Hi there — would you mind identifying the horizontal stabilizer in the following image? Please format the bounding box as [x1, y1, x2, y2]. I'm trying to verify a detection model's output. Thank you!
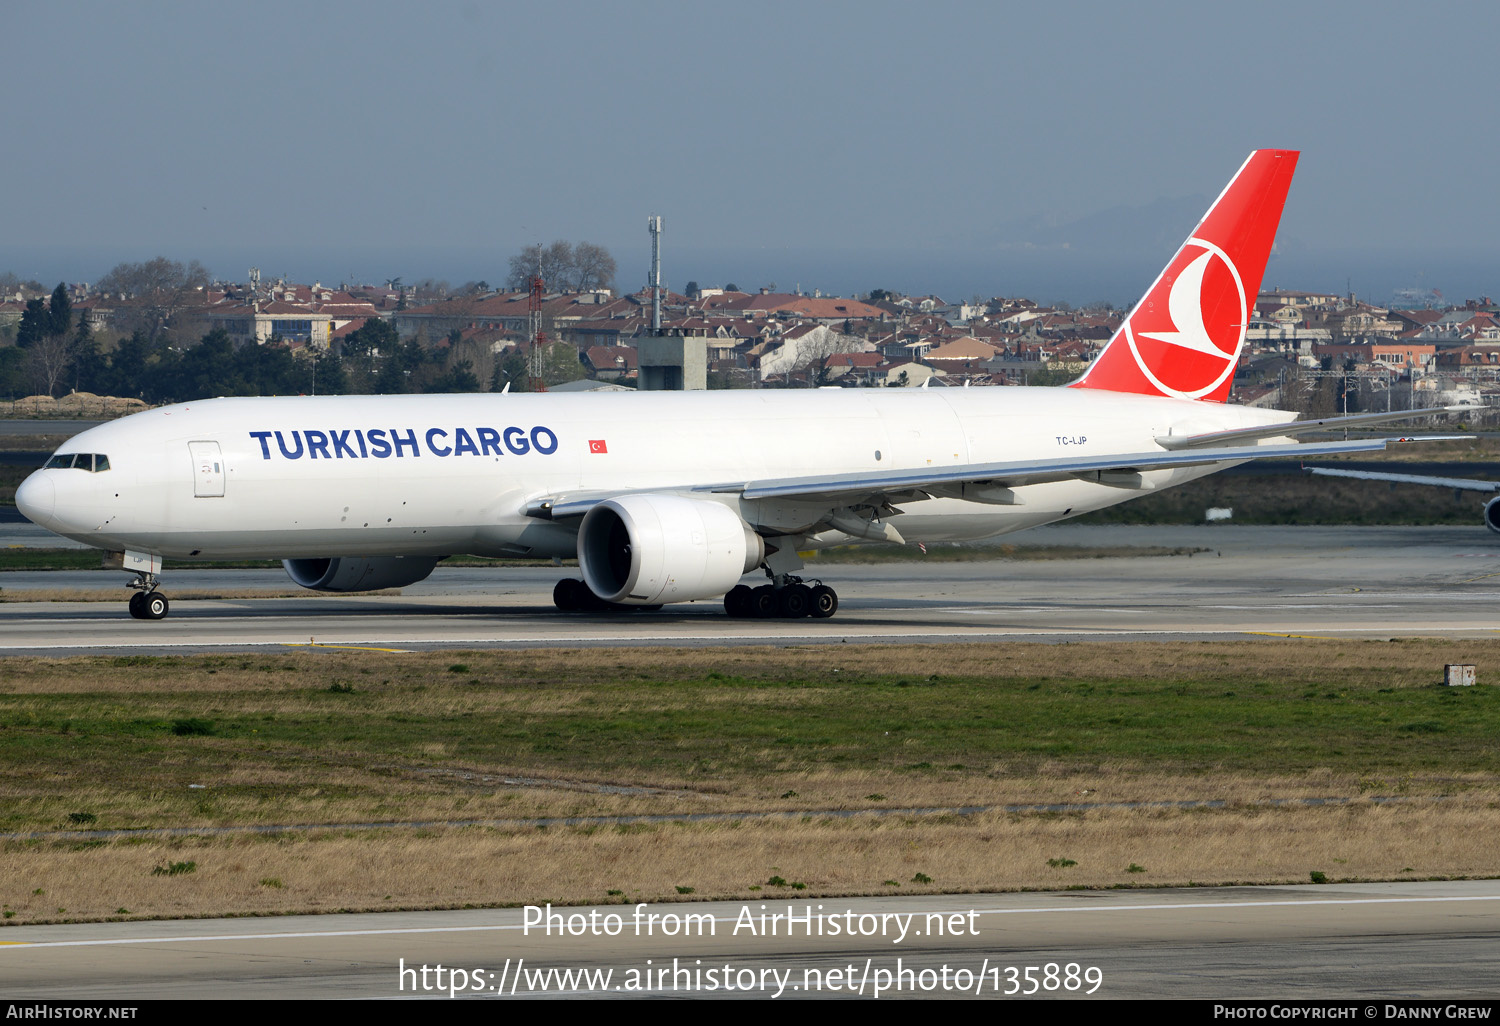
[1157, 406, 1479, 450]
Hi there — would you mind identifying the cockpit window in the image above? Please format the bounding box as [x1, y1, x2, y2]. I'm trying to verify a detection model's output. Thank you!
[44, 453, 110, 472]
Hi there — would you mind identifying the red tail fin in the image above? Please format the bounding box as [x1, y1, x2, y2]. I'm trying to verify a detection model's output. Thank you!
[1071, 149, 1299, 403]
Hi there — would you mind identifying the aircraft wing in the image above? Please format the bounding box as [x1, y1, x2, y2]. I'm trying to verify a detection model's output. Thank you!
[1305, 466, 1500, 493]
[1155, 405, 1477, 450]
[725, 436, 1468, 505]
[533, 435, 1468, 519]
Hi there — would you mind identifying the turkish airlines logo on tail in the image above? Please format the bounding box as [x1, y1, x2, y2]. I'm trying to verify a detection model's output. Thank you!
[1122, 237, 1246, 400]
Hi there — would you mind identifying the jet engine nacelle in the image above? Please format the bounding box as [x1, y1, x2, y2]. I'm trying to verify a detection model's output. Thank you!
[577, 493, 765, 605]
[283, 556, 441, 592]
[1485, 496, 1500, 535]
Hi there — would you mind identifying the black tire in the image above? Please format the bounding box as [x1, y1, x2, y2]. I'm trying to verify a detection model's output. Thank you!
[553, 578, 583, 611]
[143, 592, 169, 620]
[751, 585, 779, 618]
[809, 585, 838, 618]
[724, 585, 753, 618]
[127, 592, 147, 619]
[778, 583, 812, 618]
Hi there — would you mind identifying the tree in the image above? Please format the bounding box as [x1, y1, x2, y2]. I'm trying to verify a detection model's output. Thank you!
[494, 348, 530, 392]
[100, 331, 159, 399]
[168, 329, 243, 400]
[507, 241, 573, 291]
[541, 341, 586, 386]
[313, 350, 350, 396]
[25, 330, 74, 396]
[69, 316, 103, 394]
[1024, 366, 1077, 387]
[0, 346, 26, 397]
[339, 318, 399, 358]
[505, 240, 616, 292]
[15, 299, 47, 348]
[570, 242, 616, 292]
[48, 283, 72, 339]
[375, 336, 428, 394]
[95, 257, 212, 340]
[14, 284, 80, 396]
[425, 358, 482, 393]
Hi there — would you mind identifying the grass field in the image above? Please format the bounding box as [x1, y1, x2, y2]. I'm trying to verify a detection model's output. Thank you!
[1, 640, 1497, 923]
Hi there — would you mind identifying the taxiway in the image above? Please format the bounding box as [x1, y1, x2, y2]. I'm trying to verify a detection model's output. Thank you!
[1, 525, 1496, 654]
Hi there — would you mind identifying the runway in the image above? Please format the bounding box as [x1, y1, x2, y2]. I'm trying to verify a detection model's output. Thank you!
[2, 881, 1497, 999]
[2, 525, 1498, 654]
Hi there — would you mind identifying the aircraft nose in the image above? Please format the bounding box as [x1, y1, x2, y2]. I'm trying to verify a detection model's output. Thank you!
[15, 473, 55, 526]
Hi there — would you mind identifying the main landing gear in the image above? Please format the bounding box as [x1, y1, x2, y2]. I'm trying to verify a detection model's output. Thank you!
[126, 571, 170, 620]
[723, 577, 838, 619]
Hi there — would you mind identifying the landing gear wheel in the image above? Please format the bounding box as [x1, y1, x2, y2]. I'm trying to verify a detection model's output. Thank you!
[778, 583, 812, 618]
[809, 584, 838, 618]
[127, 592, 147, 619]
[750, 585, 779, 618]
[142, 592, 169, 620]
[553, 577, 586, 611]
[724, 585, 753, 618]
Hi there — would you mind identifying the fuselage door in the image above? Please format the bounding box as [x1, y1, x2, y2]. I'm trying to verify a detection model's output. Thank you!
[189, 440, 226, 497]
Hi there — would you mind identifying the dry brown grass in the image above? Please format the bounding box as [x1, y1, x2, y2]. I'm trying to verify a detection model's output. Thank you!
[3, 638, 1495, 693]
[3, 800, 1496, 923]
[12, 765, 1486, 841]
[0, 435, 73, 453]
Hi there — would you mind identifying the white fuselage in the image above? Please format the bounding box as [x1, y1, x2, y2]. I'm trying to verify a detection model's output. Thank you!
[19, 387, 1294, 561]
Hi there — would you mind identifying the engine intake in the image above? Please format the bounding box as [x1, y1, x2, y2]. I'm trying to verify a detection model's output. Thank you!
[1485, 496, 1500, 535]
[578, 494, 764, 605]
[283, 556, 441, 592]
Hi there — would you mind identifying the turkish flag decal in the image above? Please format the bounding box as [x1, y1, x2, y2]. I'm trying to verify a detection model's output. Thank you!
[589, 439, 608, 454]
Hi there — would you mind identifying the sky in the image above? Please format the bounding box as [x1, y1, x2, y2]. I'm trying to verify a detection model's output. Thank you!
[5, 0, 1499, 305]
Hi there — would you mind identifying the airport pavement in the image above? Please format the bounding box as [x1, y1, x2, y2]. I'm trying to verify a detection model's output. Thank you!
[0, 419, 103, 435]
[1, 881, 1496, 999]
[0, 525, 1497, 653]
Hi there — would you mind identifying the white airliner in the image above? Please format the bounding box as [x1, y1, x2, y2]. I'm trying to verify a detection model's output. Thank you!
[14, 149, 1467, 620]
